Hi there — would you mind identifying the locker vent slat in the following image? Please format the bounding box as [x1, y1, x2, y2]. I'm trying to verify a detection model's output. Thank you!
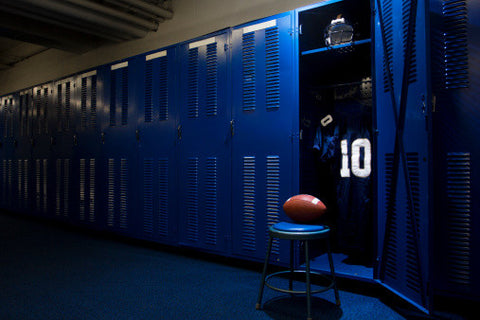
[158, 56, 169, 121]
[158, 158, 169, 237]
[242, 32, 256, 111]
[442, 0, 469, 89]
[80, 159, 86, 220]
[120, 158, 128, 229]
[188, 48, 199, 118]
[145, 60, 153, 123]
[405, 153, 421, 293]
[107, 158, 115, 227]
[23, 160, 28, 204]
[265, 27, 280, 110]
[446, 152, 471, 285]
[206, 42, 218, 116]
[121, 68, 128, 125]
[65, 82, 71, 131]
[89, 159, 95, 223]
[187, 157, 199, 241]
[384, 153, 398, 279]
[242, 156, 256, 251]
[143, 158, 154, 233]
[90, 76, 97, 128]
[205, 157, 217, 245]
[402, 0, 417, 84]
[81, 78, 88, 128]
[17, 159, 23, 205]
[266, 156, 280, 255]
[382, 0, 394, 92]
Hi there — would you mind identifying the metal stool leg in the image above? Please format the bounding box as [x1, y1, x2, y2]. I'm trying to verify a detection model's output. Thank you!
[326, 237, 340, 306]
[305, 240, 312, 320]
[256, 235, 273, 310]
[289, 239, 294, 292]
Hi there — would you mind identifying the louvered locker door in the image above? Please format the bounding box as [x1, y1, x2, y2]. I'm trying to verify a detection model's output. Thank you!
[31, 84, 53, 217]
[374, 0, 432, 312]
[136, 47, 178, 244]
[429, 0, 479, 300]
[72, 70, 101, 227]
[52, 78, 75, 222]
[177, 32, 231, 254]
[100, 59, 139, 236]
[0, 94, 18, 211]
[231, 13, 297, 264]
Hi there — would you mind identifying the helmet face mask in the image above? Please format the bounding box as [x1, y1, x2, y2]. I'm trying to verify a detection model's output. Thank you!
[324, 16, 354, 47]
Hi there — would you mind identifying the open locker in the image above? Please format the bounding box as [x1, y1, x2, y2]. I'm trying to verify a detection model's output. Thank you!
[297, 0, 374, 280]
[297, 0, 432, 313]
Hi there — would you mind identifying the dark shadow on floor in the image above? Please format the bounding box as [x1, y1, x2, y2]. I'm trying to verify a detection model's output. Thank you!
[262, 295, 342, 320]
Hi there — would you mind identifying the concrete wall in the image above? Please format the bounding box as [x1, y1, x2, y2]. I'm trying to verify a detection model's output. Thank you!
[0, 0, 322, 96]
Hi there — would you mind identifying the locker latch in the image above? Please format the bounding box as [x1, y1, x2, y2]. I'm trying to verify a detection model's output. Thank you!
[135, 129, 140, 142]
[230, 119, 235, 137]
[177, 124, 182, 140]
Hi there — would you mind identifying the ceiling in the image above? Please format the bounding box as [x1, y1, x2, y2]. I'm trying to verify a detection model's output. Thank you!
[0, 0, 173, 71]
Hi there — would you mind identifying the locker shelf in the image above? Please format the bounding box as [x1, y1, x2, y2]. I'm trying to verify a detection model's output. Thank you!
[301, 38, 371, 56]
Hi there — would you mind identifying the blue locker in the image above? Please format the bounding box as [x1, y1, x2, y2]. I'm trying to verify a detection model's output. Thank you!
[31, 84, 53, 217]
[374, 0, 432, 312]
[100, 58, 140, 236]
[72, 70, 101, 228]
[51, 78, 75, 221]
[177, 31, 232, 254]
[230, 13, 297, 264]
[430, 0, 480, 302]
[0, 94, 18, 211]
[136, 47, 178, 244]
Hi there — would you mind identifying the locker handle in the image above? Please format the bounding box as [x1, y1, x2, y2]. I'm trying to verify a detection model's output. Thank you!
[73, 134, 78, 146]
[230, 119, 235, 137]
[177, 124, 182, 140]
[101, 132, 106, 144]
[135, 129, 140, 142]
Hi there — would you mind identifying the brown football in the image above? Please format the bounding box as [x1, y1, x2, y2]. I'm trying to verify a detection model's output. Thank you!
[282, 194, 327, 223]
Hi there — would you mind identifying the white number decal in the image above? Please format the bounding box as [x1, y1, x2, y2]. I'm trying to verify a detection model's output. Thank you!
[340, 138, 371, 178]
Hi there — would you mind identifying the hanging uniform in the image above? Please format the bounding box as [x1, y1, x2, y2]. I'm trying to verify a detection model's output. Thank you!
[332, 98, 372, 261]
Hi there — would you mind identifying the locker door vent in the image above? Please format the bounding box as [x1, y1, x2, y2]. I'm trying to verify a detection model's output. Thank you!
[119, 158, 128, 229]
[188, 48, 199, 118]
[242, 32, 256, 112]
[405, 153, 421, 293]
[35, 159, 48, 213]
[20, 94, 26, 136]
[187, 157, 199, 242]
[89, 159, 95, 223]
[35, 89, 41, 135]
[107, 158, 115, 227]
[91, 76, 97, 129]
[383, 153, 398, 280]
[23, 160, 29, 204]
[266, 156, 280, 255]
[56, 159, 69, 217]
[382, 0, 394, 93]
[80, 159, 86, 220]
[442, 0, 469, 90]
[81, 78, 88, 128]
[158, 159, 169, 237]
[206, 42, 218, 117]
[265, 27, 280, 110]
[143, 158, 154, 233]
[17, 159, 23, 206]
[205, 157, 218, 245]
[446, 152, 471, 285]
[145, 60, 154, 123]
[121, 68, 129, 126]
[65, 82, 71, 131]
[242, 156, 256, 251]
[158, 56, 169, 121]
[64, 159, 69, 217]
[402, 0, 417, 84]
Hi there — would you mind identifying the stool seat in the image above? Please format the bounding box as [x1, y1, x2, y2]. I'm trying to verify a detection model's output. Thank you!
[272, 221, 329, 233]
[256, 221, 340, 320]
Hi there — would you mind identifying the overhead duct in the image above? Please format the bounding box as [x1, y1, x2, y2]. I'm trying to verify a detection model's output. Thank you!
[113, 0, 174, 20]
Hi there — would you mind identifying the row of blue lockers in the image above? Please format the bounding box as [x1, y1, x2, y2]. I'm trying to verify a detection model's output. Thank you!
[0, 11, 298, 265]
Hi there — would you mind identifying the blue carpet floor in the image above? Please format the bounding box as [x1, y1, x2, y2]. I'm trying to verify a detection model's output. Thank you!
[0, 212, 457, 319]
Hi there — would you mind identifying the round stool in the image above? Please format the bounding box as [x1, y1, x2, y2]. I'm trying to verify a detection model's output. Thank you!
[255, 222, 340, 320]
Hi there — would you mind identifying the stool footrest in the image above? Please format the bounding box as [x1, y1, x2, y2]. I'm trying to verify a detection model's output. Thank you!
[265, 270, 335, 295]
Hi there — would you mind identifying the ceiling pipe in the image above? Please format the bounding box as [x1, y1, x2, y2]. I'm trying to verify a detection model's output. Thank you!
[103, 0, 165, 22]
[11, 0, 149, 38]
[0, 3, 130, 43]
[64, 0, 159, 31]
[114, 0, 173, 19]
